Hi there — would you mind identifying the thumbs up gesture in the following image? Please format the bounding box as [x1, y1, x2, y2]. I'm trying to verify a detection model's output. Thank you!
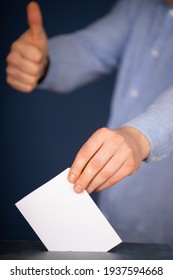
[6, 2, 48, 92]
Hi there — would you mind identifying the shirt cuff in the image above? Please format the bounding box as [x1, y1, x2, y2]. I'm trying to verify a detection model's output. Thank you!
[124, 113, 171, 163]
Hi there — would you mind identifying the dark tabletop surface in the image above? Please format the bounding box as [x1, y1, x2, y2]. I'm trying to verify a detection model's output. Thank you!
[0, 240, 173, 260]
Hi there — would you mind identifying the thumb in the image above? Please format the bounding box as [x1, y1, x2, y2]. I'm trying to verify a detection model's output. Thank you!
[27, 1, 44, 40]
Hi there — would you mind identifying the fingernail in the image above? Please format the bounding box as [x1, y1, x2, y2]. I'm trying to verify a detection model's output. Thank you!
[68, 173, 76, 183]
[74, 184, 83, 193]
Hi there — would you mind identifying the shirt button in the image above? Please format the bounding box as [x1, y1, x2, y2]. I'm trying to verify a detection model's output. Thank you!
[169, 9, 173, 17]
[130, 89, 139, 98]
[152, 156, 157, 161]
[151, 49, 159, 57]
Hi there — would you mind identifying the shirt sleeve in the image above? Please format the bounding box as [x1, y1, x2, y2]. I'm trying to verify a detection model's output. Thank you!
[125, 87, 173, 162]
[39, 0, 138, 93]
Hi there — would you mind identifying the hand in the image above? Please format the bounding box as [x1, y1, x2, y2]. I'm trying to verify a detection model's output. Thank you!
[68, 126, 151, 193]
[6, 2, 48, 93]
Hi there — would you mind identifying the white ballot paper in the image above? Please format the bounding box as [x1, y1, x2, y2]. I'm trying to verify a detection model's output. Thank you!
[15, 168, 122, 252]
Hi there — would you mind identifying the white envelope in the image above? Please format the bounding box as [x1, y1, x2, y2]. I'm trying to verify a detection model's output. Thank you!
[15, 168, 122, 252]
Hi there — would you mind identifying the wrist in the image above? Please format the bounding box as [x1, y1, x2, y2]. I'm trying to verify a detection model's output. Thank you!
[119, 126, 151, 161]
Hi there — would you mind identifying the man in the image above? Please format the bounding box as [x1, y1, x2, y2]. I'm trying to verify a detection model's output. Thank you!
[6, 0, 173, 246]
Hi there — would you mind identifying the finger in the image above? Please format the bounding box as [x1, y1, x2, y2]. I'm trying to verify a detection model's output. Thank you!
[86, 150, 128, 193]
[11, 40, 43, 63]
[6, 65, 37, 87]
[6, 76, 34, 93]
[7, 51, 40, 76]
[73, 142, 117, 193]
[68, 129, 104, 184]
[95, 163, 131, 192]
[27, 1, 43, 40]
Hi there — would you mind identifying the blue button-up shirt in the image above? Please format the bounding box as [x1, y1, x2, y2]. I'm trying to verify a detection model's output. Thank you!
[40, 0, 173, 246]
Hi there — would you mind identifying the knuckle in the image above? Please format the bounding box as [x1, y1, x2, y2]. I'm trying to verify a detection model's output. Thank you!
[99, 127, 108, 133]
[29, 80, 37, 89]
[90, 156, 102, 170]
[6, 65, 10, 75]
[6, 76, 12, 85]
[11, 40, 21, 52]
[6, 52, 19, 65]
[34, 50, 42, 63]
[31, 79, 37, 88]
[11, 41, 18, 50]
[109, 172, 123, 185]
[28, 74, 37, 86]
[96, 127, 108, 136]
[124, 145, 133, 157]
[31, 48, 42, 63]
[107, 176, 116, 186]
[100, 168, 112, 180]
[6, 65, 17, 77]
[126, 160, 136, 173]
[31, 64, 40, 76]
[80, 142, 90, 157]
[114, 133, 124, 144]
[6, 53, 12, 63]
[84, 165, 93, 177]
[26, 84, 34, 93]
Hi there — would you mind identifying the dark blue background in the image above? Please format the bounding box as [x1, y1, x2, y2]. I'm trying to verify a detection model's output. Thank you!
[0, 0, 116, 239]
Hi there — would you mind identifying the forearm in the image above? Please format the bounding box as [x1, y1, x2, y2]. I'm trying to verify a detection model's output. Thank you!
[39, 0, 136, 93]
[38, 33, 113, 93]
